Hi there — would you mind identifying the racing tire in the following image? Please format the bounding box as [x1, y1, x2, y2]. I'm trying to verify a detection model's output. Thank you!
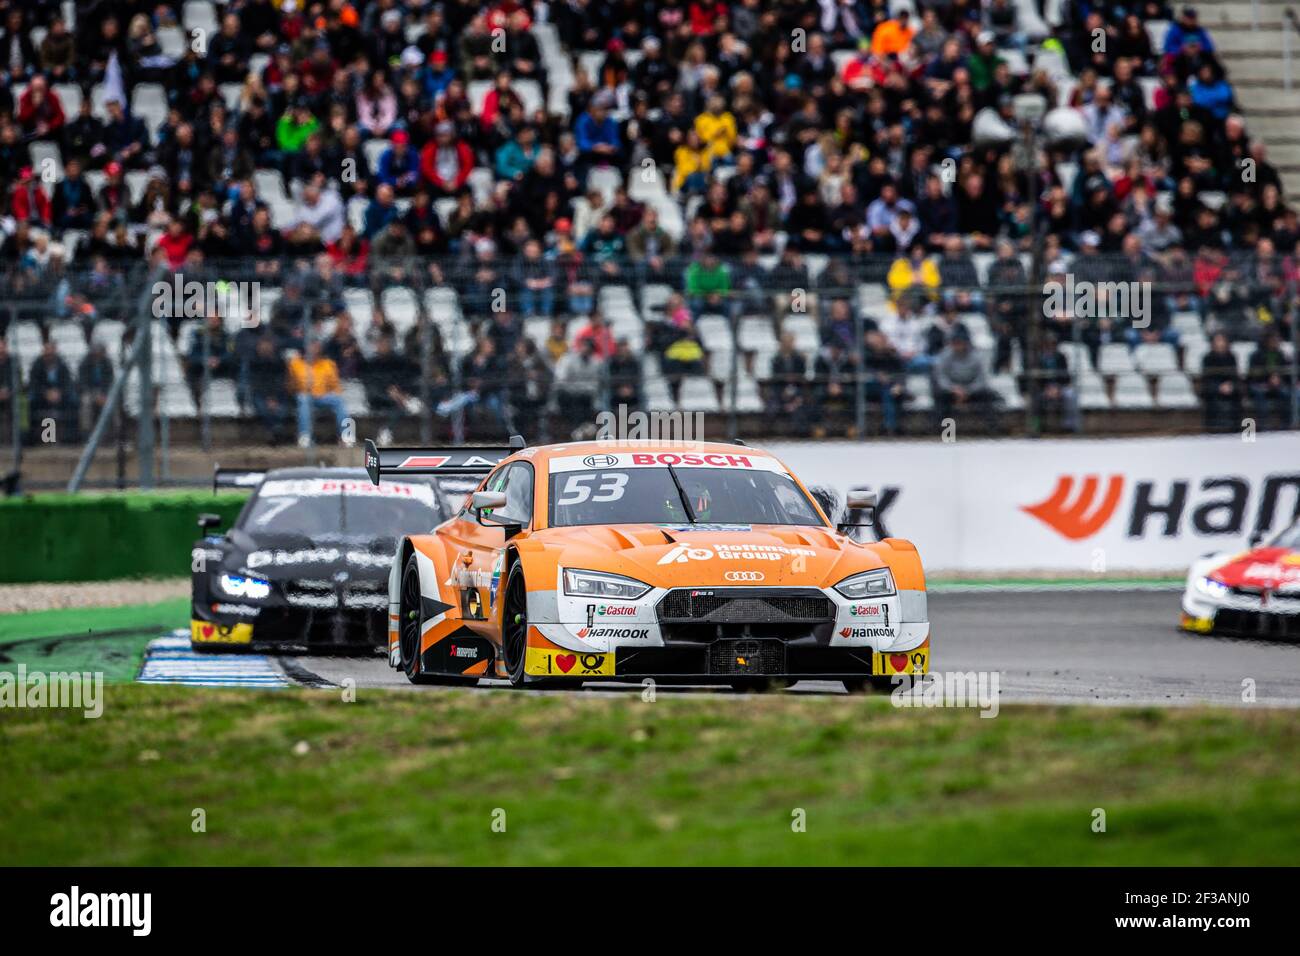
[842, 677, 899, 694]
[502, 562, 530, 687]
[399, 553, 479, 687]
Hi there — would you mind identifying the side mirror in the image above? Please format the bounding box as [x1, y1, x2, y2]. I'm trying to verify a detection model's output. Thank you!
[471, 491, 522, 538]
[846, 490, 877, 512]
[838, 489, 876, 534]
[197, 513, 222, 532]
[472, 490, 508, 512]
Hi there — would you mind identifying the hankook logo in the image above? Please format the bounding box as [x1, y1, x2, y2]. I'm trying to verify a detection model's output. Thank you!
[724, 570, 765, 581]
[583, 454, 620, 467]
[1020, 473, 1300, 541]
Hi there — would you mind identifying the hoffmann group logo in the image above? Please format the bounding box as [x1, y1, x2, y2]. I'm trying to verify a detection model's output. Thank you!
[1021, 472, 1300, 542]
[1021, 475, 1126, 540]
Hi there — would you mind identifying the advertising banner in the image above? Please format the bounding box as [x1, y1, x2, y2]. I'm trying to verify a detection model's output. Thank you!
[770, 434, 1300, 574]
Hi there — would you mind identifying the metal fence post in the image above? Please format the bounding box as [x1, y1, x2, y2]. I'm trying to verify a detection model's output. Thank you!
[138, 300, 155, 490]
[7, 307, 21, 474]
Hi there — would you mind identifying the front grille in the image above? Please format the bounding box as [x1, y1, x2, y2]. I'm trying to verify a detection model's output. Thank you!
[657, 588, 832, 624]
[709, 639, 786, 675]
[1215, 609, 1300, 639]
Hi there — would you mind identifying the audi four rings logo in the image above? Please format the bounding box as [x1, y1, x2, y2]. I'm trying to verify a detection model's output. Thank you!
[583, 454, 620, 467]
[724, 570, 765, 582]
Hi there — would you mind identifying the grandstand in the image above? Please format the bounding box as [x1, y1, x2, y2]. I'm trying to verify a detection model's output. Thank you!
[0, 0, 1297, 487]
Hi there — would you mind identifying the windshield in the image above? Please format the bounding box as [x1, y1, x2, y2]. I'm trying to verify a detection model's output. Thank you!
[242, 478, 441, 537]
[548, 466, 824, 528]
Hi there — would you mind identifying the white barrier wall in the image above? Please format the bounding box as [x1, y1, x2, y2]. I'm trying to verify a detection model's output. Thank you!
[770, 433, 1300, 574]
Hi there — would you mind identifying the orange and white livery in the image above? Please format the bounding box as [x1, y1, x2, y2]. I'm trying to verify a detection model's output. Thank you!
[366, 437, 931, 691]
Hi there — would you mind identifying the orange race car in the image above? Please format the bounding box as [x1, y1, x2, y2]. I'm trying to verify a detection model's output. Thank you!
[365, 437, 931, 692]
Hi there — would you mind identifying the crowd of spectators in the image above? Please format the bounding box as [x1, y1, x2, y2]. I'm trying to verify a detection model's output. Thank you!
[0, 0, 1296, 444]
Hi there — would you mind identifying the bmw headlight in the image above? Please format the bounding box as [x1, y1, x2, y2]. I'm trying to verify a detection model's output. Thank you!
[563, 569, 651, 600]
[834, 568, 896, 599]
[1195, 575, 1230, 599]
[219, 573, 272, 600]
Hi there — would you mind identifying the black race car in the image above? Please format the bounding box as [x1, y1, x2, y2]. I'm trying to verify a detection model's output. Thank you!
[190, 466, 460, 652]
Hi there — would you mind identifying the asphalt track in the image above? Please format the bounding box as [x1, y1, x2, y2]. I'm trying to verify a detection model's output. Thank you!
[273, 590, 1300, 707]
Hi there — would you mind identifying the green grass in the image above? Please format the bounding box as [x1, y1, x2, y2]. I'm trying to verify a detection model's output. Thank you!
[0, 598, 187, 646]
[2, 685, 1298, 865]
[0, 599, 186, 683]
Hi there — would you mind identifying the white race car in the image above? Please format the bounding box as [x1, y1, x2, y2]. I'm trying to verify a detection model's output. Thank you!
[1181, 518, 1300, 639]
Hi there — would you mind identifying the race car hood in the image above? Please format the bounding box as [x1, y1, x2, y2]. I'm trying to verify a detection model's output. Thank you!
[1207, 547, 1300, 592]
[532, 524, 879, 588]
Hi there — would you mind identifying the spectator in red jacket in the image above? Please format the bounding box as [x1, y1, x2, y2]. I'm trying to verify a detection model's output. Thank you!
[156, 218, 195, 270]
[420, 121, 474, 197]
[8, 167, 52, 226]
[17, 76, 65, 140]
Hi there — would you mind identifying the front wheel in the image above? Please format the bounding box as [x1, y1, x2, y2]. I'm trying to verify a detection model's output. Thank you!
[399, 553, 478, 687]
[502, 562, 530, 687]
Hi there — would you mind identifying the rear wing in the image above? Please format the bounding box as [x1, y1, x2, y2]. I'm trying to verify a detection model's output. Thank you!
[213, 466, 266, 494]
[363, 437, 525, 486]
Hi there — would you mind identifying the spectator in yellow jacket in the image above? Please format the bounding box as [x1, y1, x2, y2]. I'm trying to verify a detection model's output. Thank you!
[693, 95, 737, 161]
[288, 339, 352, 447]
[886, 243, 941, 302]
[672, 129, 713, 193]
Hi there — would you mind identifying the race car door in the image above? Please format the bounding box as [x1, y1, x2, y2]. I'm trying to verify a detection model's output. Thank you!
[443, 462, 534, 634]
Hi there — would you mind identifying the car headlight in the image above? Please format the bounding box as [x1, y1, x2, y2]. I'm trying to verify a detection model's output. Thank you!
[1194, 575, 1230, 599]
[834, 568, 896, 599]
[219, 573, 271, 600]
[563, 569, 651, 600]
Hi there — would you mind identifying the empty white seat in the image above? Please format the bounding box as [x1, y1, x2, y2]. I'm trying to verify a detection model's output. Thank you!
[783, 313, 820, 351]
[1059, 341, 1092, 371]
[678, 376, 721, 413]
[644, 375, 675, 412]
[157, 26, 187, 59]
[1097, 343, 1135, 375]
[28, 140, 62, 191]
[340, 379, 370, 416]
[1079, 374, 1111, 409]
[199, 379, 241, 418]
[131, 84, 168, 136]
[466, 80, 492, 115]
[363, 138, 391, 173]
[182, 0, 218, 36]
[467, 166, 495, 206]
[1171, 311, 1202, 336]
[1230, 342, 1254, 376]
[254, 168, 287, 204]
[737, 316, 778, 351]
[586, 165, 623, 204]
[695, 314, 734, 351]
[989, 373, 1025, 410]
[52, 83, 82, 117]
[380, 287, 419, 337]
[1113, 372, 1154, 409]
[218, 82, 243, 113]
[1155, 372, 1199, 409]
[1134, 342, 1178, 373]
[512, 78, 543, 115]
